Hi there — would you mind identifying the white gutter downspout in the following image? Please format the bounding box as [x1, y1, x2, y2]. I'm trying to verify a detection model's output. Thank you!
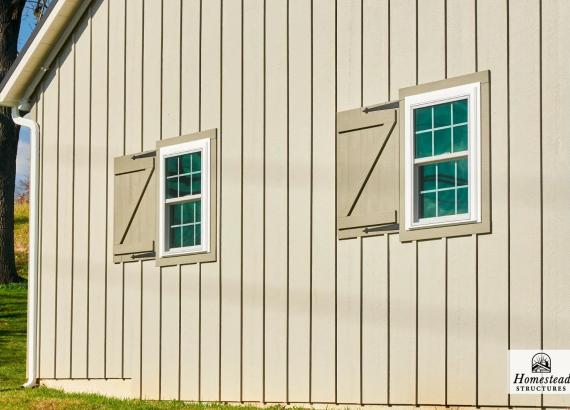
[12, 104, 40, 388]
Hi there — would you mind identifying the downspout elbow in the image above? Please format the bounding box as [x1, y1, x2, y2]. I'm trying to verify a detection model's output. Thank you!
[12, 105, 40, 389]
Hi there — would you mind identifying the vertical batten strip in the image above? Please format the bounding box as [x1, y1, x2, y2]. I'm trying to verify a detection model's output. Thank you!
[160, 0, 182, 402]
[386, 234, 390, 405]
[89, 0, 109, 380]
[444, 237, 448, 406]
[508, 1, 541, 406]
[360, 3, 390, 402]
[239, 0, 244, 402]
[220, 0, 244, 401]
[443, 1, 478, 406]
[506, 5, 512, 406]
[178, 0, 202, 400]
[158, 2, 164, 400]
[334, 4, 337, 401]
[416, 1, 447, 405]
[542, 2, 570, 407]
[415, 240, 419, 406]
[285, 0, 290, 401]
[85, 5, 92, 377]
[140, 0, 162, 398]
[288, 0, 311, 403]
[198, 0, 222, 401]
[40, 64, 58, 379]
[538, 2, 543, 405]
[264, 0, 288, 402]
[308, 0, 314, 401]
[103, 0, 110, 379]
[198, 263, 201, 401]
[122, 0, 144, 398]
[69, 35, 76, 377]
[475, 3, 479, 404]
[262, 0, 266, 401]
[241, 0, 264, 402]
[56, 36, 75, 380]
[476, 0, 509, 405]
[34, 98, 43, 380]
[310, 0, 336, 403]
[218, 1, 223, 401]
[106, 0, 126, 380]
[53, 55, 60, 379]
[69, 13, 90, 380]
[336, 1, 362, 403]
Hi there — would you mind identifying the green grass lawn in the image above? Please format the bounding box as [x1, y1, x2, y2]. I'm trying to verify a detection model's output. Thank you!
[0, 203, 295, 409]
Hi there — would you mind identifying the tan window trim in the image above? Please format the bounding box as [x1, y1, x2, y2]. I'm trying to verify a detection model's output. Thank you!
[155, 129, 218, 267]
[398, 70, 491, 242]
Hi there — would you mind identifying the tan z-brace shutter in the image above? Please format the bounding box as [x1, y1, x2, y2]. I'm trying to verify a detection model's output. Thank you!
[336, 106, 399, 239]
[113, 151, 156, 262]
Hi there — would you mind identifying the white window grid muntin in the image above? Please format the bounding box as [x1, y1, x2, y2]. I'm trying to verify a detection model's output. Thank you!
[415, 158, 469, 224]
[165, 153, 202, 199]
[159, 138, 210, 257]
[167, 201, 202, 249]
[404, 82, 481, 230]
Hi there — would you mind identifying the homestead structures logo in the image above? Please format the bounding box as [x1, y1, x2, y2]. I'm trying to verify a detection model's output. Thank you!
[509, 350, 570, 394]
[532, 352, 551, 373]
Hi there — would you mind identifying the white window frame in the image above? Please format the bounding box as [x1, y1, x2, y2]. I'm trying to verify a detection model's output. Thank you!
[404, 82, 481, 230]
[158, 138, 210, 257]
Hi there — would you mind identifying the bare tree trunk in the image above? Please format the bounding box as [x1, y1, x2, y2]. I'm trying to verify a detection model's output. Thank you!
[0, 0, 26, 284]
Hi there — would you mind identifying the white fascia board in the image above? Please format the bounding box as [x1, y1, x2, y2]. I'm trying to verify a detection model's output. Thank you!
[0, 0, 91, 107]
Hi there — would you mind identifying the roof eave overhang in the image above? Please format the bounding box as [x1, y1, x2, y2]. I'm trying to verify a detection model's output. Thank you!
[0, 0, 91, 107]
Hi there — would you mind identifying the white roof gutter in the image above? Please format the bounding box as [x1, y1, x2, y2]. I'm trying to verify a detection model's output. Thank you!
[0, 0, 91, 107]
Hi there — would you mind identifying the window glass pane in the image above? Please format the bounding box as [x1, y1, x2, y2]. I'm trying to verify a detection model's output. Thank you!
[182, 225, 195, 247]
[438, 189, 456, 216]
[179, 175, 191, 196]
[457, 158, 468, 186]
[182, 201, 201, 224]
[434, 102, 451, 128]
[453, 124, 468, 152]
[166, 157, 178, 177]
[457, 187, 469, 214]
[180, 154, 191, 174]
[420, 191, 436, 219]
[415, 131, 432, 158]
[182, 202, 191, 223]
[170, 227, 182, 248]
[195, 223, 202, 246]
[453, 99, 468, 123]
[191, 152, 201, 172]
[195, 201, 201, 223]
[166, 178, 178, 199]
[191, 174, 201, 195]
[434, 128, 451, 155]
[412, 96, 471, 222]
[419, 164, 436, 191]
[415, 107, 432, 131]
[438, 160, 455, 189]
[170, 203, 182, 225]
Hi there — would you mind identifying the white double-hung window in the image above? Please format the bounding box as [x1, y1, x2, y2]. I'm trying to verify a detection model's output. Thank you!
[404, 82, 481, 230]
[158, 138, 210, 257]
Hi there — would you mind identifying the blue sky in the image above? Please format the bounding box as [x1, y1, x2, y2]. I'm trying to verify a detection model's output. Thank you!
[15, 3, 42, 193]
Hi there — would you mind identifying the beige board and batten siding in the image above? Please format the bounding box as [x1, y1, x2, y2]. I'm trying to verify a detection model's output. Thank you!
[30, 0, 569, 407]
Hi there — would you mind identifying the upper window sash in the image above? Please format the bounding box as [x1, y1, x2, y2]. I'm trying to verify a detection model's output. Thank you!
[158, 138, 211, 257]
[404, 82, 481, 230]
